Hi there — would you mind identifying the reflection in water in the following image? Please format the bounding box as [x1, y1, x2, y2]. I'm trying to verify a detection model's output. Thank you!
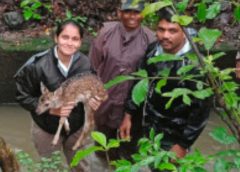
[0, 105, 239, 170]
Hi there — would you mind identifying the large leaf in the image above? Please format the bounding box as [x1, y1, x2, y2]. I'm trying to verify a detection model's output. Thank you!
[206, 2, 221, 19]
[198, 27, 222, 50]
[132, 79, 149, 106]
[141, 0, 172, 17]
[104, 75, 134, 89]
[209, 127, 237, 145]
[172, 15, 193, 26]
[91, 131, 107, 148]
[176, 0, 189, 13]
[71, 146, 102, 167]
[147, 54, 181, 64]
[196, 2, 207, 22]
[234, 5, 240, 22]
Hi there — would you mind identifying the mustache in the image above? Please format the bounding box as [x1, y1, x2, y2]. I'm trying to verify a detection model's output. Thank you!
[160, 39, 172, 44]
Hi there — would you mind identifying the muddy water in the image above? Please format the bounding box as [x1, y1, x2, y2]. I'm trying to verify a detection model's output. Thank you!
[0, 105, 239, 171]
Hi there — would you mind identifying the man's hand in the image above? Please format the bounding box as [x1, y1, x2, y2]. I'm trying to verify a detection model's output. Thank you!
[119, 113, 132, 139]
[89, 96, 102, 111]
[236, 60, 240, 79]
[49, 101, 75, 117]
[170, 144, 187, 159]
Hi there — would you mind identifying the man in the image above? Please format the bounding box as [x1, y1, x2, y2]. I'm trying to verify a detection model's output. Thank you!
[120, 8, 210, 168]
[89, 0, 155, 160]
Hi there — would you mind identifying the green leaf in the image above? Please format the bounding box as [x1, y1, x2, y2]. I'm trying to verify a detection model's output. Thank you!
[131, 69, 148, 77]
[159, 162, 177, 171]
[141, 0, 172, 17]
[104, 75, 135, 89]
[20, 0, 31, 7]
[147, 54, 181, 64]
[107, 139, 120, 149]
[212, 52, 226, 61]
[214, 158, 228, 172]
[23, 9, 33, 20]
[66, 10, 72, 19]
[183, 94, 191, 105]
[176, 0, 189, 13]
[158, 68, 171, 77]
[223, 92, 238, 109]
[33, 13, 41, 20]
[198, 27, 222, 50]
[192, 88, 213, 99]
[172, 15, 193, 26]
[196, 81, 204, 90]
[177, 65, 195, 75]
[132, 79, 149, 106]
[31, 1, 42, 10]
[209, 127, 237, 145]
[71, 146, 102, 167]
[149, 128, 155, 141]
[234, 5, 240, 22]
[91, 131, 107, 148]
[196, 2, 207, 22]
[206, 2, 221, 19]
[155, 79, 167, 93]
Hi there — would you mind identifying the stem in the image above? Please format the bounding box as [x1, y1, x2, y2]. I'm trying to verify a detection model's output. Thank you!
[105, 151, 111, 172]
[170, 3, 240, 143]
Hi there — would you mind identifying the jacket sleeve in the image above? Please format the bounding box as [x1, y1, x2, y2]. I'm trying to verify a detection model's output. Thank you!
[14, 64, 40, 113]
[89, 36, 104, 72]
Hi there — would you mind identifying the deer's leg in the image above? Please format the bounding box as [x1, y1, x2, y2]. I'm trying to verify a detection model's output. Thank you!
[52, 117, 66, 145]
[64, 118, 70, 134]
[72, 104, 94, 150]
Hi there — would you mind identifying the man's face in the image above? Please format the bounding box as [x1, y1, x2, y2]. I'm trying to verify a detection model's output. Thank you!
[118, 9, 143, 31]
[156, 19, 186, 54]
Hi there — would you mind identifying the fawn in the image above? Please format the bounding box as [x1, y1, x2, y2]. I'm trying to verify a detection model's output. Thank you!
[36, 73, 108, 150]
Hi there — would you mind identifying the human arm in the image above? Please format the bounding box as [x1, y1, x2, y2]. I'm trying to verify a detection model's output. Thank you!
[15, 64, 40, 113]
[88, 31, 105, 73]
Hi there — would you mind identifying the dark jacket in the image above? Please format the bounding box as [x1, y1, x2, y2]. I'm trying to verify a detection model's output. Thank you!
[14, 47, 91, 135]
[125, 41, 210, 149]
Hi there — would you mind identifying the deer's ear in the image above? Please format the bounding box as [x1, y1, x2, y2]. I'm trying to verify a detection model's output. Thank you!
[40, 82, 49, 94]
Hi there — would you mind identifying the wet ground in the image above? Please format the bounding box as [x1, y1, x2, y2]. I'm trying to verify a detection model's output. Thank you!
[0, 105, 239, 171]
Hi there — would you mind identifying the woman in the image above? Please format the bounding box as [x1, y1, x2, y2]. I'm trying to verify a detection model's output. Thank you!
[14, 20, 100, 172]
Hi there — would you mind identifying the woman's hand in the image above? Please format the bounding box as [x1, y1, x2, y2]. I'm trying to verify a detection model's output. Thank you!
[49, 101, 75, 117]
[89, 96, 102, 111]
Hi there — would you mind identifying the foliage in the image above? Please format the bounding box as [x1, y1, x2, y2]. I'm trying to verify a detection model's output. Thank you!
[71, 131, 125, 169]
[112, 128, 240, 172]
[55, 10, 97, 37]
[20, 0, 52, 21]
[16, 150, 69, 172]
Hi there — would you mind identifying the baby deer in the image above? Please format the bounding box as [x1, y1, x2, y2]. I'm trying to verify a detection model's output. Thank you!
[36, 73, 108, 150]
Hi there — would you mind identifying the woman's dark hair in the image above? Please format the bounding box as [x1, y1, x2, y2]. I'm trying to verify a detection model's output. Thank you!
[55, 19, 84, 38]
